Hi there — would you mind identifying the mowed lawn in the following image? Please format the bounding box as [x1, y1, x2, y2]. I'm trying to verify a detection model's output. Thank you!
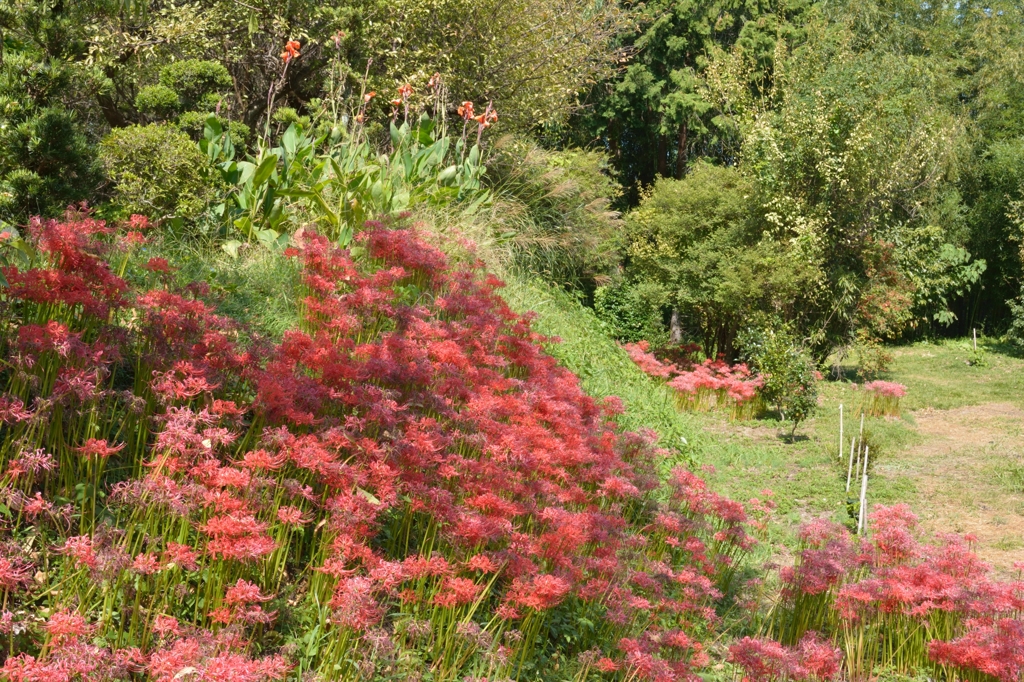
[692, 339, 1024, 572]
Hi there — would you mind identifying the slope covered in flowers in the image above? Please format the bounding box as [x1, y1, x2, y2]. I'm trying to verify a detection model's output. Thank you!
[0, 211, 762, 681]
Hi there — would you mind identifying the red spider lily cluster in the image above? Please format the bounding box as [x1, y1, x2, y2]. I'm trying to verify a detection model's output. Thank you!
[764, 504, 1024, 681]
[857, 380, 908, 417]
[667, 361, 764, 417]
[623, 341, 677, 379]
[929, 618, 1024, 682]
[0, 208, 763, 680]
[729, 632, 842, 682]
[623, 342, 764, 420]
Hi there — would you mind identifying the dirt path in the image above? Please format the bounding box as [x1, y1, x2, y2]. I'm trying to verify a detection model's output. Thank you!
[875, 402, 1024, 572]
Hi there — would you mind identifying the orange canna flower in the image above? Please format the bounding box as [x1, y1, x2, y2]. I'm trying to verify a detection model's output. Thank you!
[457, 101, 475, 120]
[398, 83, 414, 100]
[428, 73, 441, 89]
[281, 40, 301, 63]
[333, 30, 345, 48]
[364, 91, 376, 103]
[390, 98, 402, 107]
[473, 114, 486, 124]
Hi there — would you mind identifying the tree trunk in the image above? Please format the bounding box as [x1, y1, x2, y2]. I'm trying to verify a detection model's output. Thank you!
[669, 307, 683, 345]
[96, 91, 129, 128]
[657, 135, 668, 177]
[676, 123, 688, 178]
[608, 119, 620, 159]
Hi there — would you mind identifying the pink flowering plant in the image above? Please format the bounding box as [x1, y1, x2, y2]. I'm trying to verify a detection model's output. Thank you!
[622, 342, 765, 420]
[858, 380, 908, 417]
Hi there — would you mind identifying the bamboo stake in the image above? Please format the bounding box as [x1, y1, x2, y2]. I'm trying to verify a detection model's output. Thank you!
[846, 437, 856, 492]
[858, 447, 869, 533]
[973, 328, 977, 352]
[839, 403, 844, 461]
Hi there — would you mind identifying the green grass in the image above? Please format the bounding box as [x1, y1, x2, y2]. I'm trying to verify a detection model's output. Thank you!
[501, 278, 701, 461]
[130, 239, 301, 340]
[498, 282, 936, 535]
[878, 338, 1024, 411]
[671, 339, 1024, 544]
[675, 376, 922, 534]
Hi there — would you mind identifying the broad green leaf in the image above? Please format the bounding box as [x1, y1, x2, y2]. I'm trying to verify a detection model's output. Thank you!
[221, 240, 242, 258]
[236, 161, 256, 187]
[233, 216, 254, 238]
[438, 165, 459, 185]
[257, 229, 280, 247]
[252, 154, 279, 188]
[281, 124, 299, 156]
[203, 114, 223, 141]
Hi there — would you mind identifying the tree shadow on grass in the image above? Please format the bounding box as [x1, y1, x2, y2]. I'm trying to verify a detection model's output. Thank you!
[777, 432, 810, 444]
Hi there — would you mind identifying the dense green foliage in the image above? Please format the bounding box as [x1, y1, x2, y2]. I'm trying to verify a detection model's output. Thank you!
[738, 323, 818, 433]
[5, 0, 1024, 347]
[100, 124, 215, 221]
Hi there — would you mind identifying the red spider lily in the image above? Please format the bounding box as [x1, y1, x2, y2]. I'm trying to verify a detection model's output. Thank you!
[0, 212, 765, 682]
[433, 577, 483, 607]
[152, 614, 180, 637]
[22, 492, 54, 518]
[163, 542, 200, 571]
[77, 438, 125, 459]
[61, 535, 97, 570]
[930, 618, 1024, 682]
[280, 40, 300, 63]
[276, 505, 310, 525]
[224, 579, 272, 607]
[0, 557, 33, 591]
[6, 449, 56, 477]
[44, 609, 94, 644]
[143, 257, 172, 273]
[729, 632, 841, 681]
[132, 553, 161, 574]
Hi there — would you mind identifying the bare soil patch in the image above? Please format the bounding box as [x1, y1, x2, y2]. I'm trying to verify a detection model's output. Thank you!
[875, 402, 1024, 572]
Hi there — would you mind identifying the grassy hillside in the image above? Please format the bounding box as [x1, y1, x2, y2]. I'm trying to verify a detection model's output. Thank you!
[500, 278, 701, 463]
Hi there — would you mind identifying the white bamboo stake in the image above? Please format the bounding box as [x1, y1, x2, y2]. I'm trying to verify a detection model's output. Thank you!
[858, 447, 870, 533]
[839, 403, 844, 461]
[846, 437, 856, 492]
[973, 328, 977, 352]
